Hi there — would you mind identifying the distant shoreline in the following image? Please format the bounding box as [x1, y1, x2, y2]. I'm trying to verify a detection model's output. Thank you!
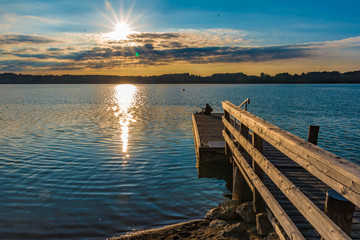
[1, 71, 360, 84]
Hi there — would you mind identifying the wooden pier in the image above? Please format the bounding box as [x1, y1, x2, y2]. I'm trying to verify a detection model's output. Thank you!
[192, 113, 232, 178]
[192, 100, 360, 240]
[192, 113, 227, 162]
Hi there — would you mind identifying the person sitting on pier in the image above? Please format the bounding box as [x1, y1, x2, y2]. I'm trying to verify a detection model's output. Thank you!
[202, 103, 213, 115]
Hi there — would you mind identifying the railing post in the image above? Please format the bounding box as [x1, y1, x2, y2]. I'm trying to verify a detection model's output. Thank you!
[307, 125, 320, 145]
[252, 133, 265, 213]
[224, 109, 244, 201]
[231, 123, 249, 201]
[232, 161, 244, 201]
[321, 190, 355, 239]
[224, 110, 230, 156]
[240, 123, 249, 141]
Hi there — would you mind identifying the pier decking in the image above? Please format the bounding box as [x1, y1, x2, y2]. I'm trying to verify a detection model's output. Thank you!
[192, 113, 227, 163]
[192, 101, 360, 240]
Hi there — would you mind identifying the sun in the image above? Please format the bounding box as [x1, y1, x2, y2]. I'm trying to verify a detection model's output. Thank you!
[114, 22, 132, 40]
[106, 21, 133, 41]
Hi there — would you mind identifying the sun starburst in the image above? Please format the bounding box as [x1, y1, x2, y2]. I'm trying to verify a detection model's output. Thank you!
[107, 21, 133, 41]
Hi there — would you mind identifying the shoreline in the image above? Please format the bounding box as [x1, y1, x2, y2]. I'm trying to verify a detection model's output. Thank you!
[109, 200, 279, 240]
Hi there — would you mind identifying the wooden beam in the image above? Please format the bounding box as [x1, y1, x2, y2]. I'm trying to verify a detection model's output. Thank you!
[232, 161, 244, 201]
[222, 101, 360, 208]
[223, 131, 305, 240]
[232, 154, 254, 193]
[253, 132, 265, 214]
[223, 118, 352, 240]
[224, 110, 231, 156]
[191, 114, 201, 148]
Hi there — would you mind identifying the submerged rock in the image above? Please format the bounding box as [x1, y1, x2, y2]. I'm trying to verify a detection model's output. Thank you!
[236, 201, 256, 223]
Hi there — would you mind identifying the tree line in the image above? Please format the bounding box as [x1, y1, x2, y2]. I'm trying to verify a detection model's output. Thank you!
[0, 71, 359, 84]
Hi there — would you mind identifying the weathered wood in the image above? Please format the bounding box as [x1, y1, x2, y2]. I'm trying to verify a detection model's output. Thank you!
[222, 101, 360, 208]
[308, 125, 320, 145]
[224, 110, 231, 156]
[223, 118, 352, 240]
[223, 131, 306, 240]
[267, 210, 288, 240]
[324, 190, 355, 237]
[232, 161, 244, 201]
[231, 122, 250, 201]
[240, 123, 249, 140]
[191, 114, 201, 152]
[232, 154, 254, 193]
[192, 113, 228, 164]
[253, 132, 265, 214]
[193, 107, 360, 239]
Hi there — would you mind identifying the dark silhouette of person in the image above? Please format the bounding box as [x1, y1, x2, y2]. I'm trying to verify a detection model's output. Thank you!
[203, 103, 213, 115]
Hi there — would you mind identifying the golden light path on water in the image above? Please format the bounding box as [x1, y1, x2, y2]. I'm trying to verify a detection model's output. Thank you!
[112, 84, 137, 154]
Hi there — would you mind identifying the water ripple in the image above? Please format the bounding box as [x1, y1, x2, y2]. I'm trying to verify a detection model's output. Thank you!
[0, 84, 358, 239]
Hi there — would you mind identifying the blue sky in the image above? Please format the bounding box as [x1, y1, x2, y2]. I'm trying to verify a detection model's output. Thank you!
[1, 0, 359, 75]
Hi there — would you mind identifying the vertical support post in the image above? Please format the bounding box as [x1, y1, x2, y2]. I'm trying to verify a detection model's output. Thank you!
[232, 160, 243, 201]
[252, 133, 265, 213]
[307, 125, 320, 145]
[231, 123, 249, 202]
[240, 123, 249, 141]
[224, 110, 230, 156]
[322, 190, 355, 239]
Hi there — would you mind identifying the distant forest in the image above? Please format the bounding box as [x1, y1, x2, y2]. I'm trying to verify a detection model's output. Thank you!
[1, 71, 360, 84]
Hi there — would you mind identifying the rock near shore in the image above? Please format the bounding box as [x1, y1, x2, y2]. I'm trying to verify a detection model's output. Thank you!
[111, 200, 279, 240]
[205, 200, 240, 220]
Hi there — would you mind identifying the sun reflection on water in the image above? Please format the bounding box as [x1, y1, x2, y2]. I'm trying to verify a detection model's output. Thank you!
[113, 84, 137, 153]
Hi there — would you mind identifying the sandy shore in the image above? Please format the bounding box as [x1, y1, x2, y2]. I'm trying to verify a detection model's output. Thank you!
[108, 200, 280, 240]
[108, 219, 268, 240]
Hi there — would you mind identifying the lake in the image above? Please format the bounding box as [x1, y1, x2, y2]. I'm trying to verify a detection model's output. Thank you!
[0, 84, 359, 239]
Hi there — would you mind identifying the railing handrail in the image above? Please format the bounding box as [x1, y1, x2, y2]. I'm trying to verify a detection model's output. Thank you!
[222, 100, 360, 240]
[223, 130, 306, 240]
[223, 100, 360, 206]
[239, 98, 250, 111]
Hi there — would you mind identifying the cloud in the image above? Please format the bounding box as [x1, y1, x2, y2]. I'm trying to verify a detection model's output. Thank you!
[0, 59, 80, 72]
[0, 34, 60, 45]
[1, 32, 360, 73]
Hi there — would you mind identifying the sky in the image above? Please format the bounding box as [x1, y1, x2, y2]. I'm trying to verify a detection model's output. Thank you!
[0, 0, 360, 76]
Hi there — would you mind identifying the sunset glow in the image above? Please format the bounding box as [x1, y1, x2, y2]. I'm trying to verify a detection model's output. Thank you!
[113, 84, 137, 153]
[0, 0, 359, 76]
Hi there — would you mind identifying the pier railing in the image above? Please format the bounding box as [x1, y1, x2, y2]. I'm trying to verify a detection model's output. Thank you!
[222, 100, 360, 240]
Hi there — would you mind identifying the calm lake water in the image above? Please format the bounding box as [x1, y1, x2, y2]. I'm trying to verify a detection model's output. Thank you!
[0, 84, 359, 239]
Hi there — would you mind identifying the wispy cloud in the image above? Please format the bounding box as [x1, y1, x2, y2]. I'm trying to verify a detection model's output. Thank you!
[0, 34, 60, 45]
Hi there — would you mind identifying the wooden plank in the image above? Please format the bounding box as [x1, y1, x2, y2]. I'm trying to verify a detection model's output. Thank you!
[253, 132, 265, 214]
[224, 110, 231, 156]
[191, 113, 201, 149]
[232, 154, 254, 193]
[223, 132, 305, 240]
[223, 119, 352, 240]
[222, 101, 360, 207]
